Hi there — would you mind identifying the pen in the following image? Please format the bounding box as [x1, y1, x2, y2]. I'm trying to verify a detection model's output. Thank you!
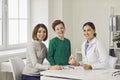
[68, 65, 75, 69]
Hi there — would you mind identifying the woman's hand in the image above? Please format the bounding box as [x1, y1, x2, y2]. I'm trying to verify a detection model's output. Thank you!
[83, 64, 92, 70]
[48, 65, 62, 70]
[68, 55, 80, 66]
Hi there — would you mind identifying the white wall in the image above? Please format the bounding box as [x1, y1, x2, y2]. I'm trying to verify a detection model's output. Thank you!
[30, 0, 48, 46]
[72, 0, 120, 54]
[48, 0, 63, 40]
[30, 0, 48, 26]
[30, 0, 73, 52]
[31, 0, 120, 54]
[62, 0, 73, 53]
[48, 0, 73, 37]
[48, 0, 73, 52]
[48, 0, 120, 54]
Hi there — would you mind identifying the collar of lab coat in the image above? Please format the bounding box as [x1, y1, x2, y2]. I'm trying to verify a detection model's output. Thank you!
[84, 37, 97, 50]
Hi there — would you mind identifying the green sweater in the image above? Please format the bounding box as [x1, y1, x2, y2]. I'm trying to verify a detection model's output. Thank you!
[48, 37, 71, 65]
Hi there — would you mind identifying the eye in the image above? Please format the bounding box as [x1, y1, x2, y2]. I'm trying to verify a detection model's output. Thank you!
[83, 29, 86, 32]
[38, 30, 41, 33]
[55, 28, 59, 31]
[88, 29, 91, 32]
[43, 30, 46, 33]
[61, 27, 64, 29]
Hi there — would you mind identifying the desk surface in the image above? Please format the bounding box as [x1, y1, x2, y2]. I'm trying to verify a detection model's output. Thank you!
[41, 66, 119, 80]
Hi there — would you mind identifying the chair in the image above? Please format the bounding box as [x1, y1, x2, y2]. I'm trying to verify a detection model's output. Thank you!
[9, 57, 25, 80]
[108, 56, 118, 69]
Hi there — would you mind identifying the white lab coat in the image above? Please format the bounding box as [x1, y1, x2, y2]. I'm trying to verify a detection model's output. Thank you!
[81, 37, 108, 69]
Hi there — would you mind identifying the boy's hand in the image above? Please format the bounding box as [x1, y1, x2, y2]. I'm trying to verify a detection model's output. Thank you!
[69, 55, 80, 66]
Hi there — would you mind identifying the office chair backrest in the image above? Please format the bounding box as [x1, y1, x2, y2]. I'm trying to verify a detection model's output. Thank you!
[9, 57, 25, 80]
[108, 56, 118, 69]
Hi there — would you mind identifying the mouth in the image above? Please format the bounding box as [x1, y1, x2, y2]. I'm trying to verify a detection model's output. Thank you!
[85, 35, 89, 37]
[39, 35, 45, 38]
[59, 32, 64, 34]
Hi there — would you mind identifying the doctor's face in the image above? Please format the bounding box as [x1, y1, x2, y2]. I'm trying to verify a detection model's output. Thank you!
[83, 25, 95, 41]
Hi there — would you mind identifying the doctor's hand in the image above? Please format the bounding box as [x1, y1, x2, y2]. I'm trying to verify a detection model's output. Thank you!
[68, 55, 80, 66]
[48, 65, 62, 70]
[83, 64, 92, 70]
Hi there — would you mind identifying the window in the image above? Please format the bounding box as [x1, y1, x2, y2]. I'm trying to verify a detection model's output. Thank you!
[0, 0, 2, 46]
[0, 0, 30, 50]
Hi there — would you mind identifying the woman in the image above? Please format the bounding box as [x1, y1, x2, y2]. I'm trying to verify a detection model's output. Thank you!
[70, 22, 108, 70]
[48, 20, 72, 69]
[22, 24, 59, 80]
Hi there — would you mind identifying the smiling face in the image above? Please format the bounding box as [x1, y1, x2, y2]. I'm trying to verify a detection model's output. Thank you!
[83, 25, 95, 41]
[37, 27, 47, 41]
[54, 23, 65, 39]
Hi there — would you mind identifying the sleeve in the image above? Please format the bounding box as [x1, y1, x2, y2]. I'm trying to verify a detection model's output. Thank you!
[48, 40, 56, 65]
[69, 40, 71, 56]
[91, 41, 109, 69]
[28, 43, 48, 70]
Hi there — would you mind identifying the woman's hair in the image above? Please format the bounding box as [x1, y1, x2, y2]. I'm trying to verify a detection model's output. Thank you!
[83, 22, 96, 37]
[52, 20, 65, 31]
[32, 24, 48, 41]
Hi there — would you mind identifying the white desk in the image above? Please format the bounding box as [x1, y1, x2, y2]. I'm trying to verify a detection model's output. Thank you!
[41, 66, 119, 80]
[41, 76, 70, 80]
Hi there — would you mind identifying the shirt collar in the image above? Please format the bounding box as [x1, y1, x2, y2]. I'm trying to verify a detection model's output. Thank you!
[86, 37, 96, 45]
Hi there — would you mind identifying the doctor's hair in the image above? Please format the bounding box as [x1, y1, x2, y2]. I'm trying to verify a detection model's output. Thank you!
[32, 24, 48, 41]
[82, 22, 97, 37]
[52, 19, 65, 31]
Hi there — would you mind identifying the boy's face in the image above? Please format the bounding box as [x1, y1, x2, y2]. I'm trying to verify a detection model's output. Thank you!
[54, 23, 65, 38]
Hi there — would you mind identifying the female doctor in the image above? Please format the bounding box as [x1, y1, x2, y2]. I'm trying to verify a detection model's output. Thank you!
[69, 22, 108, 70]
[81, 22, 108, 70]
